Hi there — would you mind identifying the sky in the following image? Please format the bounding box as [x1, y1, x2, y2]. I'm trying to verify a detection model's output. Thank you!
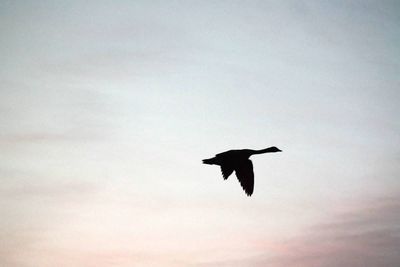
[1, 1, 399, 266]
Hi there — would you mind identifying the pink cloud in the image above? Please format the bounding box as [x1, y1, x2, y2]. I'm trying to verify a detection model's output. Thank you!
[195, 196, 400, 267]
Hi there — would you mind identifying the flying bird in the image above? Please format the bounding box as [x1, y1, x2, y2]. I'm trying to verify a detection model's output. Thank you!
[202, 147, 281, 196]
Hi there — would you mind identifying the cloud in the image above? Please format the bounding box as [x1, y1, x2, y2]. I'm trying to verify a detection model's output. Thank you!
[0, 181, 96, 199]
[196, 196, 400, 267]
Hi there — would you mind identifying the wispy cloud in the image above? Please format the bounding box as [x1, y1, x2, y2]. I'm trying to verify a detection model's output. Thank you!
[196, 196, 400, 267]
[0, 181, 96, 199]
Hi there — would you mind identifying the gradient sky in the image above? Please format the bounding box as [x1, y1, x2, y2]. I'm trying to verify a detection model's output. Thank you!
[1, 1, 400, 266]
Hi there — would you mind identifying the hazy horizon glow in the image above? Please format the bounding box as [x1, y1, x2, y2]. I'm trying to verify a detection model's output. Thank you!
[1, 1, 399, 266]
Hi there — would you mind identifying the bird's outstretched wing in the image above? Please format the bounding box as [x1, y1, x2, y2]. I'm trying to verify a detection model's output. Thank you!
[234, 159, 254, 196]
[220, 164, 234, 180]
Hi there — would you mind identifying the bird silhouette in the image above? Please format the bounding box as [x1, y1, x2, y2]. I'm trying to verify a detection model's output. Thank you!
[202, 147, 281, 196]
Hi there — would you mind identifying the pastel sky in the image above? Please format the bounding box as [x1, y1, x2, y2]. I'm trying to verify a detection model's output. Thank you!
[1, 1, 399, 266]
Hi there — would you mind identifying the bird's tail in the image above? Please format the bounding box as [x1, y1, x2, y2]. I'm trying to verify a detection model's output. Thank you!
[202, 158, 217, 165]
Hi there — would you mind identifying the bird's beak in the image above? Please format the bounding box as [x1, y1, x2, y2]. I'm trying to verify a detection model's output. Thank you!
[277, 149, 282, 152]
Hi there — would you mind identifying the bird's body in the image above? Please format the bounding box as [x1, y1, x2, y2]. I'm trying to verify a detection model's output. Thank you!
[202, 147, 281, 196]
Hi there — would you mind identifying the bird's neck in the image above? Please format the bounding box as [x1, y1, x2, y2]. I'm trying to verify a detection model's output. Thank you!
[251, 147, 276, 155]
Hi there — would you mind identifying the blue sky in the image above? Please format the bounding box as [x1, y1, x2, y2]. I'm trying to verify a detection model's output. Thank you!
[1, 1, 399, 266]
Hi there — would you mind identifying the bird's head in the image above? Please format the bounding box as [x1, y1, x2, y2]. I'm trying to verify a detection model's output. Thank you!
[268, 146, 282, 152]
